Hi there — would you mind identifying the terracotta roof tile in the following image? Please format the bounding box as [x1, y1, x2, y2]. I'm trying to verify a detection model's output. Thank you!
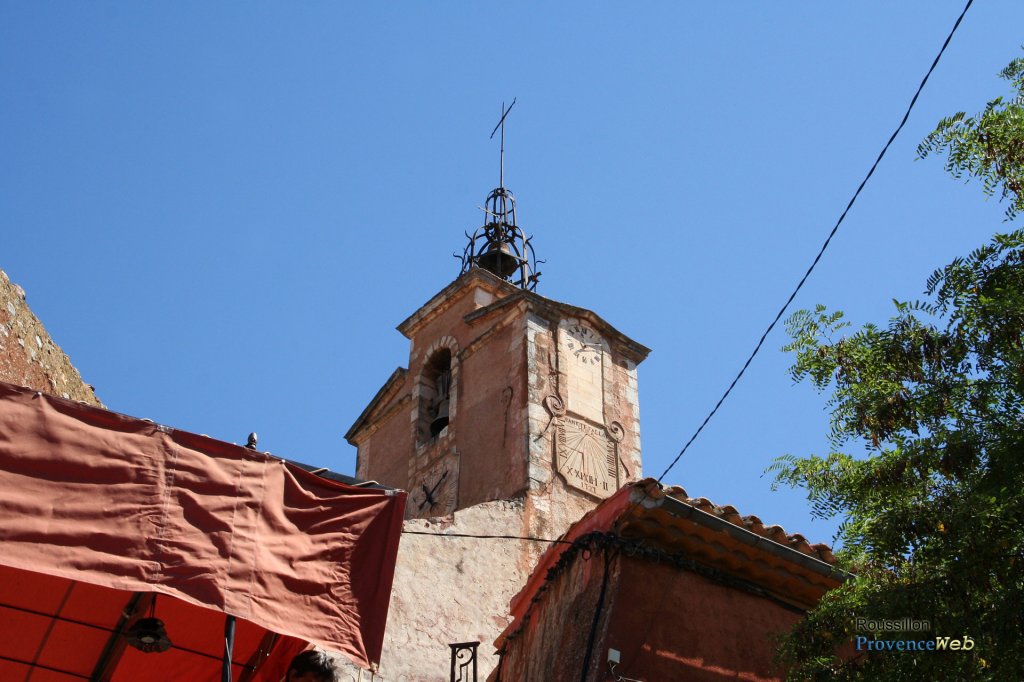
[645, 481, 837, 564]
[812, 544, 836, 563]
[499, 479, 845, 651]
[652, 485, 837, 565]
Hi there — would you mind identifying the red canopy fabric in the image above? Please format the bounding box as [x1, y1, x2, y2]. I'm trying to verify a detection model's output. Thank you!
[0, 381, 406, 677]
[0, 562, 308, 682]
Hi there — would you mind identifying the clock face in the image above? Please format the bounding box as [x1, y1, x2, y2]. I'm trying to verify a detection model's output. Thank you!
[565, 324, 602, 365]
[411, 459, 457, 518]
[555, 417, 618, 499]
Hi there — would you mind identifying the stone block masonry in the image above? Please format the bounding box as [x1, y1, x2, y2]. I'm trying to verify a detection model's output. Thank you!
[0, 269, 102, 406]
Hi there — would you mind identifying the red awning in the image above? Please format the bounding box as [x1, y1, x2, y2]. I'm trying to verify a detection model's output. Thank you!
[0, 382, 406, 679]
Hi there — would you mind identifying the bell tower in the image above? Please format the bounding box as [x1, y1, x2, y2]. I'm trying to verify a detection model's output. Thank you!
[344, 107, 649, 535]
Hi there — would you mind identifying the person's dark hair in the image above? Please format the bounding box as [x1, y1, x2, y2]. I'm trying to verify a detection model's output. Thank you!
[287, 650, 337, 682]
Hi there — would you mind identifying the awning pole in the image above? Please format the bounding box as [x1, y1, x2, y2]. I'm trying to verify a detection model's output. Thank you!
[222, 614, 236, 682]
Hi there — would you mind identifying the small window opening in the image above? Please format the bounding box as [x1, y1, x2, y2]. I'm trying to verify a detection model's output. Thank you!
[431, 368, 451, 437]
[421, 349, 453, 440]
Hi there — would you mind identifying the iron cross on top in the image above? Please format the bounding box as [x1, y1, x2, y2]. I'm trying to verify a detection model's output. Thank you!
[490, 98, 516, 189]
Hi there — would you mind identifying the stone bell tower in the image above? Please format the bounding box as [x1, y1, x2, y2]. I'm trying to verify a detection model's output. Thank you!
[338, 108, 650, 680]
[345, 183, 648, 537]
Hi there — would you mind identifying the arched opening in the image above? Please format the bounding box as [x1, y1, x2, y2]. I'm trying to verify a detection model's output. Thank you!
[421, 349, 453, 440]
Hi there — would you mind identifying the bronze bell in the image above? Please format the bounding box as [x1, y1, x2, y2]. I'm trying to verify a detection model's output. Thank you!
[430, 398, 450, 437]
[475, 242, 521, 278]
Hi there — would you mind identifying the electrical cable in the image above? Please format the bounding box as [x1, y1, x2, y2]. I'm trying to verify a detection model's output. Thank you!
[609, 662, 644, 682]
[586, 4, 975, 673]
[401, 529, 574, 545]
[651, 0, 974, 486]
[394, 0, 975, 561]
[399, 0, 975, 548]
[579, 547, 616, 682]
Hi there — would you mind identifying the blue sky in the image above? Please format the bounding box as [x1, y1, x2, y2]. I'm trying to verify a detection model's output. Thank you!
[2, 2, 1022, 546]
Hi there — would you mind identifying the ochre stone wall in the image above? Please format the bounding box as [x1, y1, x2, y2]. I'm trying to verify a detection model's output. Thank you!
[356, 402, 409, 492]
[0, 269, 101, 406]
[353, 277, 534, 510]
[352, 273, 646, 531]
[344, 271, 648, 680]
[497, 552, 802, 681]
[604, 559, 801, 681]
[450, 307, 529, 507]
[494, 544, 618, 682]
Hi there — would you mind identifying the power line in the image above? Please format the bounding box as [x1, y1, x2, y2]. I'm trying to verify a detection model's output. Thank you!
[401, 529, 573, 545]
[403, 0, 975, 548]
[652, 0, 975, 485]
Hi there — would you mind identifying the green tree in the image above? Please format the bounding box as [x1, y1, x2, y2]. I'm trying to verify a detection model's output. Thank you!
[918, 56, 1024, 221]
[770, 55, 1024, 681]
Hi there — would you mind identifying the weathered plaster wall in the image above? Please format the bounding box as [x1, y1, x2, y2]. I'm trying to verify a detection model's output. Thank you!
[332, 501, 547, 682]
[0, 269, 101, 406]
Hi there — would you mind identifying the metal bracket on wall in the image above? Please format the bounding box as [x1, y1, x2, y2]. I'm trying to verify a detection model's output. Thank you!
[449, 641, 479, 682]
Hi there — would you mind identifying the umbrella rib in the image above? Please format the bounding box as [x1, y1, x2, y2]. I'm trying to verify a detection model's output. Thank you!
[0, 599, 114, 634]
[0, 652, 91, 680]
[26, 580, 76, 682]
[89, 591, 147, 682]
[0, 597, 257, 676]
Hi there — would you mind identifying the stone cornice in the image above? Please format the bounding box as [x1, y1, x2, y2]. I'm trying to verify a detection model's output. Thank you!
[344, 367, 409, 445]
[464, 289, 651, 365]
[397, 269, 650, 366]
[396, 269, 516, 340]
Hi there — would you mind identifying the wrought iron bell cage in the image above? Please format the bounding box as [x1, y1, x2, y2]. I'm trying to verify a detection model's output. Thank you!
[458, 186, 540, 291]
